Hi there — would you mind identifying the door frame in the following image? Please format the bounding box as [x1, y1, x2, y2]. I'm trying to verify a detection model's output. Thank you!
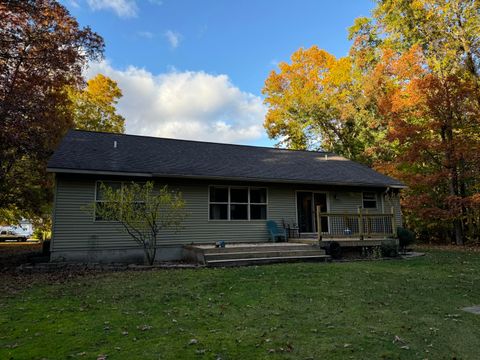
[294, 190, 330, 234]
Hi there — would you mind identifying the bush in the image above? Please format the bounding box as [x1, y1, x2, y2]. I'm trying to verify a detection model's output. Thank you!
[397, 227, 415, 252]
[325, 241, 342, 259]
[32, 228, 51, 241]
[32, 228, 43, 240]
[381, 242, 399, 257]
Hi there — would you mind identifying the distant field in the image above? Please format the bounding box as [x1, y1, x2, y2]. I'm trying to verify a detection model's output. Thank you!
[1, 249, 479, 359]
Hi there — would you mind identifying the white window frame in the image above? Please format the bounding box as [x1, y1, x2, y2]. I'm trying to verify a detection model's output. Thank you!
[229, 186, 249, 221]
[249, 187, 268, 221]
[94, 180, 145, 222]
[362, 191, 378, 209]
[208, 186, 229, 221]
[208, 186, 268, 221]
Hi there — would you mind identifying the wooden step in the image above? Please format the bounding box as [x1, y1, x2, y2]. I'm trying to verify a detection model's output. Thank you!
[206, 254, 331, 267]
[199, 244, 317, 254]
[204, 249, 326, 261]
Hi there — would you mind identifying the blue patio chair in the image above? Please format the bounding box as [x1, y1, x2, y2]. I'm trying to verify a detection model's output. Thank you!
[267, 220, 287, 242]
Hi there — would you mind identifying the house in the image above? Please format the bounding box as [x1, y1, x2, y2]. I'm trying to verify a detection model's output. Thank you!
[47, 130, 405, 263]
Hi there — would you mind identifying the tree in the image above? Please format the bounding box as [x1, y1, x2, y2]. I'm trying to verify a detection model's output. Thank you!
[348, 0, 480, 244]
[263, 0, 480, 244]
[262, 46, 380, 164]
[68, 74, 125, 133]
[0, 0, 104, 220]
[93, 182, 187, 265]
[364, 46, 480, 244]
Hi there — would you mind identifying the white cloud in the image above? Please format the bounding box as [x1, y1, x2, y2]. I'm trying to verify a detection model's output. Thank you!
[137, 31, 154, 39]
[164, 30, 181, 48]
[85, 61, 267, 144]
[86, 0, 138, 18]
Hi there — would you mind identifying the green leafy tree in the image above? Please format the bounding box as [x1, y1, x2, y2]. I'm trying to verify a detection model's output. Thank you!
[92, 182, 187, 265]
[68, 74, 125, 133]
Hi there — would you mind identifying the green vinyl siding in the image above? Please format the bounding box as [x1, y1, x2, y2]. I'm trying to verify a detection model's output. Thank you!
[51, 175, 403, 252]
[51, 177, 297, 251]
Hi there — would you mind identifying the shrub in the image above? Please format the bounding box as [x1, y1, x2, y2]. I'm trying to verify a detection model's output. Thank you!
[381, 242, 399, 257]
[325, 241, 342, 259]
[32, 228, 43, 240]
[397, 227, 415, 252]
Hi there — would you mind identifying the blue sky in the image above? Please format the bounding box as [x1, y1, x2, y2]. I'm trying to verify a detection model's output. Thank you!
[62, 0, 374, 146]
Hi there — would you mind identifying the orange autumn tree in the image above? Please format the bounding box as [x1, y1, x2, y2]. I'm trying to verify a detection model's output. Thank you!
[352, 0, 480, 245]
[263, 0, 480, 244]
[262, 46, 379, 164]
[360, 46, 480, 244]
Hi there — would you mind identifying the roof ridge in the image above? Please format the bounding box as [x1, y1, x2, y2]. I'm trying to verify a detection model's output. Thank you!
[69, 129, 337, 156]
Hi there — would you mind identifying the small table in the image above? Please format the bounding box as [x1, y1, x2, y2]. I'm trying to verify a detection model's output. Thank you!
[286, 224, 300, 238]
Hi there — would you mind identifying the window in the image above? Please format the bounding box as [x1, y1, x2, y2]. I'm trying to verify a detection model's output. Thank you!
[250, 188, 267, 220]
[95, 181, 145, 221]
[95, 181, 122, 221]
[209, 186, 228, 220]
[209, 186, 267, 220]
[230, 188, 248, 220]
[362, 192, 377, 209]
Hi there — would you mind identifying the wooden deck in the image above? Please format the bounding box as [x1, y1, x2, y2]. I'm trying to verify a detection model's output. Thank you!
[288, 237, 398, 247]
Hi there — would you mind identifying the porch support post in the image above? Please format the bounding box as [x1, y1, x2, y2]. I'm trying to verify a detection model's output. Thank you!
[366, 209, 370, 237]
[391, 206, 397, 237]
[358, 207, 364, 241]
[316, 205, 322, 242]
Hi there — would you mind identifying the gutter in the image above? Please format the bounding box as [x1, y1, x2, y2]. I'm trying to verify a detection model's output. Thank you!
[47, 167, 407, 189]
[46, 168, 153, 178]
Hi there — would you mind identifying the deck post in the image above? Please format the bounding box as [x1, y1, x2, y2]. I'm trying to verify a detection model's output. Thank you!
[358, 207, 364, 241]
[316, 205, 322, 242]
[366, 209, 371, 237]
[391, 206, 397, 237]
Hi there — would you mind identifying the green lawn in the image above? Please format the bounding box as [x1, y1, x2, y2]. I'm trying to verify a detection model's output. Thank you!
[1, 249, 480, 359]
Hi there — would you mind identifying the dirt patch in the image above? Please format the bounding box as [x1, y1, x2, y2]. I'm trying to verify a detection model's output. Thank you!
[0, 268, 110, 299]
[0, 242, 43, 271]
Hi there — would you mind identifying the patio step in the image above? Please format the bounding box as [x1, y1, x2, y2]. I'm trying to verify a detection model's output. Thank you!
[204, 249, 326, 261]
[206, 254, 331, 267]
[200, 244, 315, 254]
[200, 245, 330, 267]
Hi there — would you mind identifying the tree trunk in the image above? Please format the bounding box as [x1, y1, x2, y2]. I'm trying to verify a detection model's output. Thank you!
[447, 164, 464, 245]
[453, 219, 463, 245]
[442, 84, 464, 246]
[144, 240, 156, 266]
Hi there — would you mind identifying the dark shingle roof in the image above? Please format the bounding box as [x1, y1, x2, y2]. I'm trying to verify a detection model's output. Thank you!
[47, 130, 405, 188]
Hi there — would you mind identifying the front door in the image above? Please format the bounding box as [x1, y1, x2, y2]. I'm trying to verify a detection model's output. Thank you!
[297, 192, 328, 233]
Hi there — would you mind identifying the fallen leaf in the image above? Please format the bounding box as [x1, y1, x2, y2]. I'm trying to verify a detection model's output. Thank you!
[393, 335, 405, 344]
[137, 324, 152, 331]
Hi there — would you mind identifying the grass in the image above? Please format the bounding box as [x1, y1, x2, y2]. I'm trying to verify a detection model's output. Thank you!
[1, 249, 479, 359]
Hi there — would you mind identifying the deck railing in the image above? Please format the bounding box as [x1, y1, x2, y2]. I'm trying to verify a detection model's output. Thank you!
[316, 206, 397, 241]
